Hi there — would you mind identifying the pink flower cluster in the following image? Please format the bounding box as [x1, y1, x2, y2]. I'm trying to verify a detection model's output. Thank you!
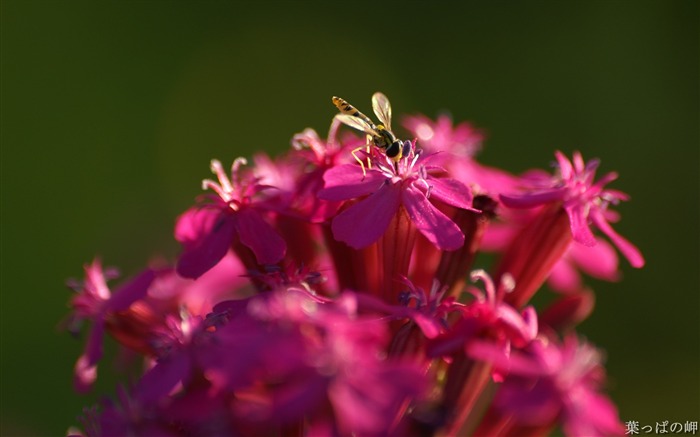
[65, 95, 643, 437]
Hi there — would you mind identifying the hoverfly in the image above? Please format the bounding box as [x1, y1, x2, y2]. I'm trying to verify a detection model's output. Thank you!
[332, 92, 408, 175]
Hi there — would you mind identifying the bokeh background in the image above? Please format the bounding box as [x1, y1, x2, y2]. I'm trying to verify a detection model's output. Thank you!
[2, 1, 697, 435]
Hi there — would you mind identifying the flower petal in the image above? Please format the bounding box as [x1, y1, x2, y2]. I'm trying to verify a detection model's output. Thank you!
[137, 354, 192, 404]
[108, 268, 156, 312]
[555, 150, 574, 180]
[562, 391, 624, 437]
[175, 207, 236, 279]
[495, 305, 538, 345]
[468, 340, 542, 377]
[590, 210, 645, 268]
[235, 208, 286, 265]
[569, 238, 620, 281]
[266, 374, 329, 423]
[500, 188, 568, 209]
[540, 290, 595, 331]
[567, 203, 596, 246]
[331, 184, 401, 249]
[402, 186, 464, 250]
[73, 353, 98, 394]
[318, 164, 386, 201]
[427, 177, 476, 211]
[548, 258, 583, 293]
[84, 320, 105, 366]
[74, 321, 105, 393]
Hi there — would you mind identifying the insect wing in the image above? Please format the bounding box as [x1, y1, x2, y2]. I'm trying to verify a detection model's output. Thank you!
[372, 92, 392, 131]
[334, 113, 379, 136]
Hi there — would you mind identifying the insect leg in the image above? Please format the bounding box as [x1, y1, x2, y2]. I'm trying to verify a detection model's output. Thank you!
[351, 145, 367, 178]
[351, 142, 372, 178]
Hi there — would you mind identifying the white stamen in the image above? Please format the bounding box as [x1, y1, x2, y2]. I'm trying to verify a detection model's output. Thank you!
[201, 179, 229, 202]
[470, 269, 496, 306]
[500, 273, 515, 294]
[232, 157, 248, 174]
[210, 159, 234, 195]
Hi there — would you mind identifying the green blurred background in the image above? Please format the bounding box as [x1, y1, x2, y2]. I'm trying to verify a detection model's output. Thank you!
[2, 1, 697, 435]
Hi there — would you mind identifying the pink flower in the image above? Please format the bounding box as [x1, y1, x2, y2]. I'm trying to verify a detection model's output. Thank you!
[66, 259, 155, 392]
[500, 151, 644, 268]
[548, 237, 620, 293]
[252, 147, 339, 223]
[149, 252, 247, 315]
[485, 219, 622, 294]
[350, 278, 465, 342]
[64, 97, 643, 437]
[200, 288, 426, 435]
[319, 142, 478, 250]
[539, 289, 596, 332]
[428, 270, 538, 362]
[417, 271, 538, 436]
[132, 311, 208, 405]
[175, 158, 286, 278]
[403, 114, 484, 157]
[403, 114, 519, 196]
[470, 335, 625, 437]
[76, 384, 177, 437]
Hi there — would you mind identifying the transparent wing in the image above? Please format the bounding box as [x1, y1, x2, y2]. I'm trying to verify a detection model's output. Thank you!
[334, 114, 379, 136]
[372, 92, 392, 131]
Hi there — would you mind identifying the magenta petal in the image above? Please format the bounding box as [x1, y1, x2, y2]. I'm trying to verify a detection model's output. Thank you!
[498, 380, 561, 424]
[427, 318, 479, 358]
[563, 391, 624, 437]
[318, 164, 386, 200]
[74, 321, 105, 393]
[468, 340, 542, 377]
[540, 291, 595, 331]
[481, 223, 518, 251]
[427, 177, 476, 211]
[548, 259, 583, 293]
[267, 375, 329, 423]
[570, 238, 620, 281]
[418, 151, 448, 168]
[235, 208, 286, 264]
[175, 208, 236, 279]
[495, 305, 538, 344]
[555, 150, 574, 180]
[410, 312, 442, 339]
[466, 340, 512, 369]
[84, 320, 105, 365]
[331, 184, 401, 249]
[591, 210, 645, 268]
[108, 269, 156, 312]
[402, 187, 464, 250]
[500, 188, 568, 208]
[567, 204, 596, 246]
[520, 307, 539, 342]
[175, 207, 215, 244]
[73, 354, 97, 393]
[330, 363, 425, 435]
[137, 354, 192, 404]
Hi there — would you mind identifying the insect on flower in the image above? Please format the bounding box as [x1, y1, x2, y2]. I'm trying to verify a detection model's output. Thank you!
[332, 92, 410, 175]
